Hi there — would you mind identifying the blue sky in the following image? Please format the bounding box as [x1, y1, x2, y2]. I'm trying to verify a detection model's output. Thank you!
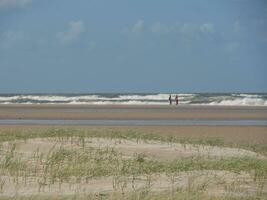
[0, 0, 266, 93]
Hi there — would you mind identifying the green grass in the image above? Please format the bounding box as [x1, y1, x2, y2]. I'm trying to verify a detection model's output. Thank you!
[1, 143, 266, 182]
[0, 128, 266, 199]
[0, 128, 266, 155]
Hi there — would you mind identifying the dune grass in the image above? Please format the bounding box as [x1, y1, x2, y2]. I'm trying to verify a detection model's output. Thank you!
[0, 128, 266, 155]
[1, 144, 266, 181]
[0, 128, 266, 199]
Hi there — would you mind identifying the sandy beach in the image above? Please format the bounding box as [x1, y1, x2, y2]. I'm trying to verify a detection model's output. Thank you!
[0, 125, 266, 144]
[0, 104, 266, 144]
[0, 105, 266, 198]
[0, 104, 267, 120]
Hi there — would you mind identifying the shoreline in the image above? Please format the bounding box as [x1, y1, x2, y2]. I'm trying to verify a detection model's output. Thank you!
[1, 104, 266, 144]
[0, 104, 267, 120]
[0, 119, 266, 126]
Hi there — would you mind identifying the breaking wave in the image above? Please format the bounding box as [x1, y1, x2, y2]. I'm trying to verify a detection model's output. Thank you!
[0, 93, 266, 106]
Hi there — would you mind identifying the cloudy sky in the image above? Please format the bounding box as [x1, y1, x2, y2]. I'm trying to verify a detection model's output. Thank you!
[0, 0, 267, 93]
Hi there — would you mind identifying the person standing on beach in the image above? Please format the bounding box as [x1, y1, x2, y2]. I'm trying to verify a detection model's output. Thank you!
[175, 95, 179, 105]
[169, 95, 172, 105]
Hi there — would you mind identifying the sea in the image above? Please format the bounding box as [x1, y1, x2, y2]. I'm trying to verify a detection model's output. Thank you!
[0, 93, 267, 106]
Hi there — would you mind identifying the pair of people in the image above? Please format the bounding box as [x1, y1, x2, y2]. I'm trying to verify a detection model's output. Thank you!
[169, 95, 179, 105]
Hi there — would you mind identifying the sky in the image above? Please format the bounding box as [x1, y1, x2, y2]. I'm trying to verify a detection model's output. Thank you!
[0, 0, 267, 93]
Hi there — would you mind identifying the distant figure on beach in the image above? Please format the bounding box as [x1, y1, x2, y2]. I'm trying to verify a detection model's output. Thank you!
[175, 95, 179, 105]
[169, 95, 172, 105]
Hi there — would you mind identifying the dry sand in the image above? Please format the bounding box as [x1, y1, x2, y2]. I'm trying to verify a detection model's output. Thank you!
[0, 105, 266, 198]
[2, 137, 262, 161]
[0, 125, 267, 144]
[0, 137, 265, 196]
[1, 171, 259, 197]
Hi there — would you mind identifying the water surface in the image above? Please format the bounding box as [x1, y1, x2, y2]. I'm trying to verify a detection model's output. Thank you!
[0, 119, 266, 126]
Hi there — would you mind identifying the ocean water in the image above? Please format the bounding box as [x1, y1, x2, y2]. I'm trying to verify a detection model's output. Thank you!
[0, 119, 266, 126]
[0, 93, 266, 106]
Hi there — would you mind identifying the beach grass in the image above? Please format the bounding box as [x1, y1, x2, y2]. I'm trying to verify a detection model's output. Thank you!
[0, 128, 266, 199]
[1, 128, 266, 155]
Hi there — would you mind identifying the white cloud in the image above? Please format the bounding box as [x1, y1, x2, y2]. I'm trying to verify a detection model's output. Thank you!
[57, 21, 85, 44]
[233, 21, 240, 33]
[179, 24, 200, 42]
[1, 30, 24, 41]
[200, 23, 214, 34]
[180, 23, 214, 35]
[151, 22, 172, 34]
[0, 30, 25, 48]
[180, 24, 198, 35]
[0, 0, 32, 10]
[226, 42, 240, 53]
[132, 20, 144, 34]
[123, 20, 215, 41]
[122, 20, 144, 35]
[150, 22, 215, 37]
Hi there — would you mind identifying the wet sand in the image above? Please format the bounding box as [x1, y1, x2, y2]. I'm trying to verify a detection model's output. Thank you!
[0, 104, 267, 120]
[0, 104, 266, 144]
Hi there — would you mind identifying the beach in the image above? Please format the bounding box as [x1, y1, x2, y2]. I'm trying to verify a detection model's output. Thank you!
[1, 104, 267, 120]
[0, 104, 266, 144]
[0, 104, 266, 198]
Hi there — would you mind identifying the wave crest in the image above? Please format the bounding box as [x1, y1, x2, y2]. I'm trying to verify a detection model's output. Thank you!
[0, 93, 266, 106]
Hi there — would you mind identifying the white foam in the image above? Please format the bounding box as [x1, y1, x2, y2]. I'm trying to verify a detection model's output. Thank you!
[234, 94, 262, 98]
[0, 95, 101, 102]
[88, 101, 167, 105]
[207, 98, 267, 106]
[0, 94, 194, 102]
[117, 94, 168, 100]
[0, 96, 21, 101]
[0, 94, 266, 106]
